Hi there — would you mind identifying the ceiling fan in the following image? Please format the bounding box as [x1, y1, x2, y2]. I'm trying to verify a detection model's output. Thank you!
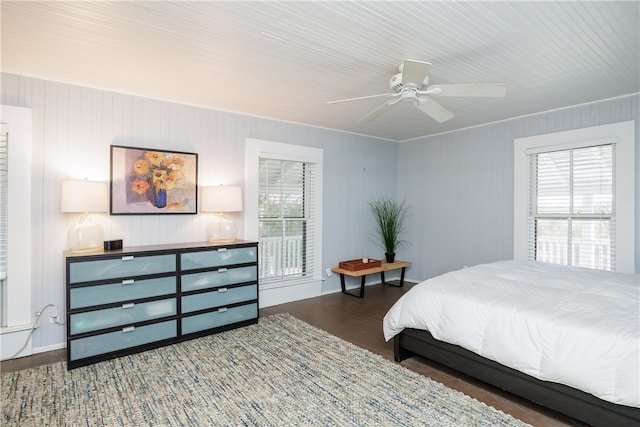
[327, 60, 507, 123]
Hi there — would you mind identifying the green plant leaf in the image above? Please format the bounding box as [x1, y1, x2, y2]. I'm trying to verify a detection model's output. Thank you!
[369, 198, 411, 254]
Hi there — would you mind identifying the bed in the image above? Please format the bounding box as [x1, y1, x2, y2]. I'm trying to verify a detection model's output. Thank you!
[383, 260, 640, 426]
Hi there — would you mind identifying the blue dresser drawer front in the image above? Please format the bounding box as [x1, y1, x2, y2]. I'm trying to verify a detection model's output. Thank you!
[181, 246, 256, 270]
[181, 303, 257, 335]
[69, 276, 176, 309]
[69, 254, 176, 283]
[181, 284, 257, 314]
[70, 320, 177, 361]
[70, 298, 177, 335]
[181, 266, 256, 292]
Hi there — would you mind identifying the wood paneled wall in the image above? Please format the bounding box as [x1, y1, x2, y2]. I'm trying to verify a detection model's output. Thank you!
[1, 73, 398, 352]
[398, 95, 639, 280]
[2, 72, 637, 353]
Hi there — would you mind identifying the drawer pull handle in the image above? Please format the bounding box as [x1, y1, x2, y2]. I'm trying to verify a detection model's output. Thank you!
[218, 268, 228, 273]
[218, 307, 228, 313]
[122, 256, 134, 261]
[122, 326, 135, 333]
[122, 303, 135, 309]
[122, 279, 135, 285]
[217, 248, 227, 252]
[218, 287, 228, 293]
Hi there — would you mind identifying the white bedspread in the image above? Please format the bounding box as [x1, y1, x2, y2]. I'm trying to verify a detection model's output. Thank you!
[383, 260, 640, 407]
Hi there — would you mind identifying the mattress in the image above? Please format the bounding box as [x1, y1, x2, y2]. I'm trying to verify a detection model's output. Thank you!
[383, 260, 640, 407]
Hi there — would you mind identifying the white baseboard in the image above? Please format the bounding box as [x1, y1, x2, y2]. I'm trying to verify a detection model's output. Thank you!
[32, 342, 65, 355]
[259, 279, 323, 308]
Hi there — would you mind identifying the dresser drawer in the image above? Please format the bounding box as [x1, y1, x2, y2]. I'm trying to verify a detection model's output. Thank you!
[69, 254, 176, 283]
[69, 320, 177, 361]
[181, 266, 256, 292]
[69, 276, 176, 309]
[70, 298, 177, 335]
[181, 284, 257, 314]
[181, 246, 256, 270]
[181, 303, 257, 335]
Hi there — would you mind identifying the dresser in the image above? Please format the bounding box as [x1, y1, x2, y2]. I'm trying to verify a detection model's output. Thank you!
[65, 240, 258, 369]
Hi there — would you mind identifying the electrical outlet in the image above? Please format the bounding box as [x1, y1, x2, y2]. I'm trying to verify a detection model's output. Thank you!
[49, 305, 58, 319]
[326, 268, 333, 277]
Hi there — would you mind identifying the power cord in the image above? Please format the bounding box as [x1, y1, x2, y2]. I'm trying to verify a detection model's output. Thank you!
[5, 304, 63, 360]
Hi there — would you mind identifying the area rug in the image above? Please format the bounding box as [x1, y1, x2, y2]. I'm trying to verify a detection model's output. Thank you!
[2, 313, 530, 426]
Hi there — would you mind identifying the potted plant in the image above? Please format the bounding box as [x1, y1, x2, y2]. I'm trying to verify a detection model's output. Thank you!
[369, 198, 410, 263]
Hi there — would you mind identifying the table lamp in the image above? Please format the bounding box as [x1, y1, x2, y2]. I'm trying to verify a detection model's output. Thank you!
[201, 185, 243, 243]
[61, 179, 109, 252]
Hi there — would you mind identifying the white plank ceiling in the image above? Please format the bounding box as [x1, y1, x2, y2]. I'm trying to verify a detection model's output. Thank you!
[2, 1, 638, 142]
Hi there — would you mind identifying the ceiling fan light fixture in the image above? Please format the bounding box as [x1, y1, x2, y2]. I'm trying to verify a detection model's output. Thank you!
[400, 89, 417, 101]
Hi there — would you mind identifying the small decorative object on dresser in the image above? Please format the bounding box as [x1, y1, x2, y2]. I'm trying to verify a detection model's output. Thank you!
[65, 240, 258, 369]
[103, 239, 123, 250]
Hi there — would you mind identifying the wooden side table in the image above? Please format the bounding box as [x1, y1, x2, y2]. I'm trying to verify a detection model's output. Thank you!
[331, 260, 412, 298]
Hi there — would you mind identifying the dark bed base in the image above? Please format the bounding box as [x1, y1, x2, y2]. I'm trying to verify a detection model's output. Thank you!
[394, 328, 640, 427]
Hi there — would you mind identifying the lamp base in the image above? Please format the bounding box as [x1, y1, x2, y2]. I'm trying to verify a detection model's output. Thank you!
[68, 218, 104, 253]
[207, 220, 237, 244]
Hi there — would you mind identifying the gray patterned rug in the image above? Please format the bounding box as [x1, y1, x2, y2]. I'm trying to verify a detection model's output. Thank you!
[2, 314, 530, 426]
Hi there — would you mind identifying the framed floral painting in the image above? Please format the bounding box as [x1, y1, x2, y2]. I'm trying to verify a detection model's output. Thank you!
[110, 145, 198, 214]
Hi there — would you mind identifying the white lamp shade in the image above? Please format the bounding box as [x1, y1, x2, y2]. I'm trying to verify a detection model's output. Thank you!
[61, 180, 109, 213]
[201, 186, 243, 213]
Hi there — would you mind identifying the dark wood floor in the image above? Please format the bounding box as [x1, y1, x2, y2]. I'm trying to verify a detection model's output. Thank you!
[2, 281, 587, 427]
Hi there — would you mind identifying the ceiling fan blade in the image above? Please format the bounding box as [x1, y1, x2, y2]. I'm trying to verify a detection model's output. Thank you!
[415, 97, 454, 123]
[401, 60, 431, 86]
[359, 98, 401, 123]
[427, 83, 507, 97]
[326, 92, 399, 104]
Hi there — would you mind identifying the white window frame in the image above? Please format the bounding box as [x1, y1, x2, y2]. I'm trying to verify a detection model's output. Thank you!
[245, 138, 323, 307]
[0, 105, 33, 360]
[514, 121, 635, 273]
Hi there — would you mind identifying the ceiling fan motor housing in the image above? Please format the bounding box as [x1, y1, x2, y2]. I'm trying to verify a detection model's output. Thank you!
[390, 72, 430, 92]
[389, 73, 404, 91]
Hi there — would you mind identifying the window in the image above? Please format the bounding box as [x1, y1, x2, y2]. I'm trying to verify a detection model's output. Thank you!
[1, 105, 33, 360]
[0, 130, 7, 327]
[529, 143, 614, 270]
[245, 138, 323, 306]
[258, 158, 316, 282]
[514, 121, 635, 273]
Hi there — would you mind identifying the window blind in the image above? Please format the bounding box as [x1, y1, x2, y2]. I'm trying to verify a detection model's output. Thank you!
[528, 143, 614, 270]
[0, 131, 7, 281]
[0, 131, 7, 327]
[258, 157, 316, 282]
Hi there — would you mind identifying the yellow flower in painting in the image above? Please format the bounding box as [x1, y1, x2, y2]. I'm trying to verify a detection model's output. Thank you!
[151, 169, 168, 183]
[131, 178, 150, 195]
[131, 150, 187, 207]
[144, 151, 164, 166]
[163, 156, 184, 170]
[169, 169, 184, 181]
[133, 159, 150, 175]
[154, 180, 168, 191]
[164, 175, 177, 190]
